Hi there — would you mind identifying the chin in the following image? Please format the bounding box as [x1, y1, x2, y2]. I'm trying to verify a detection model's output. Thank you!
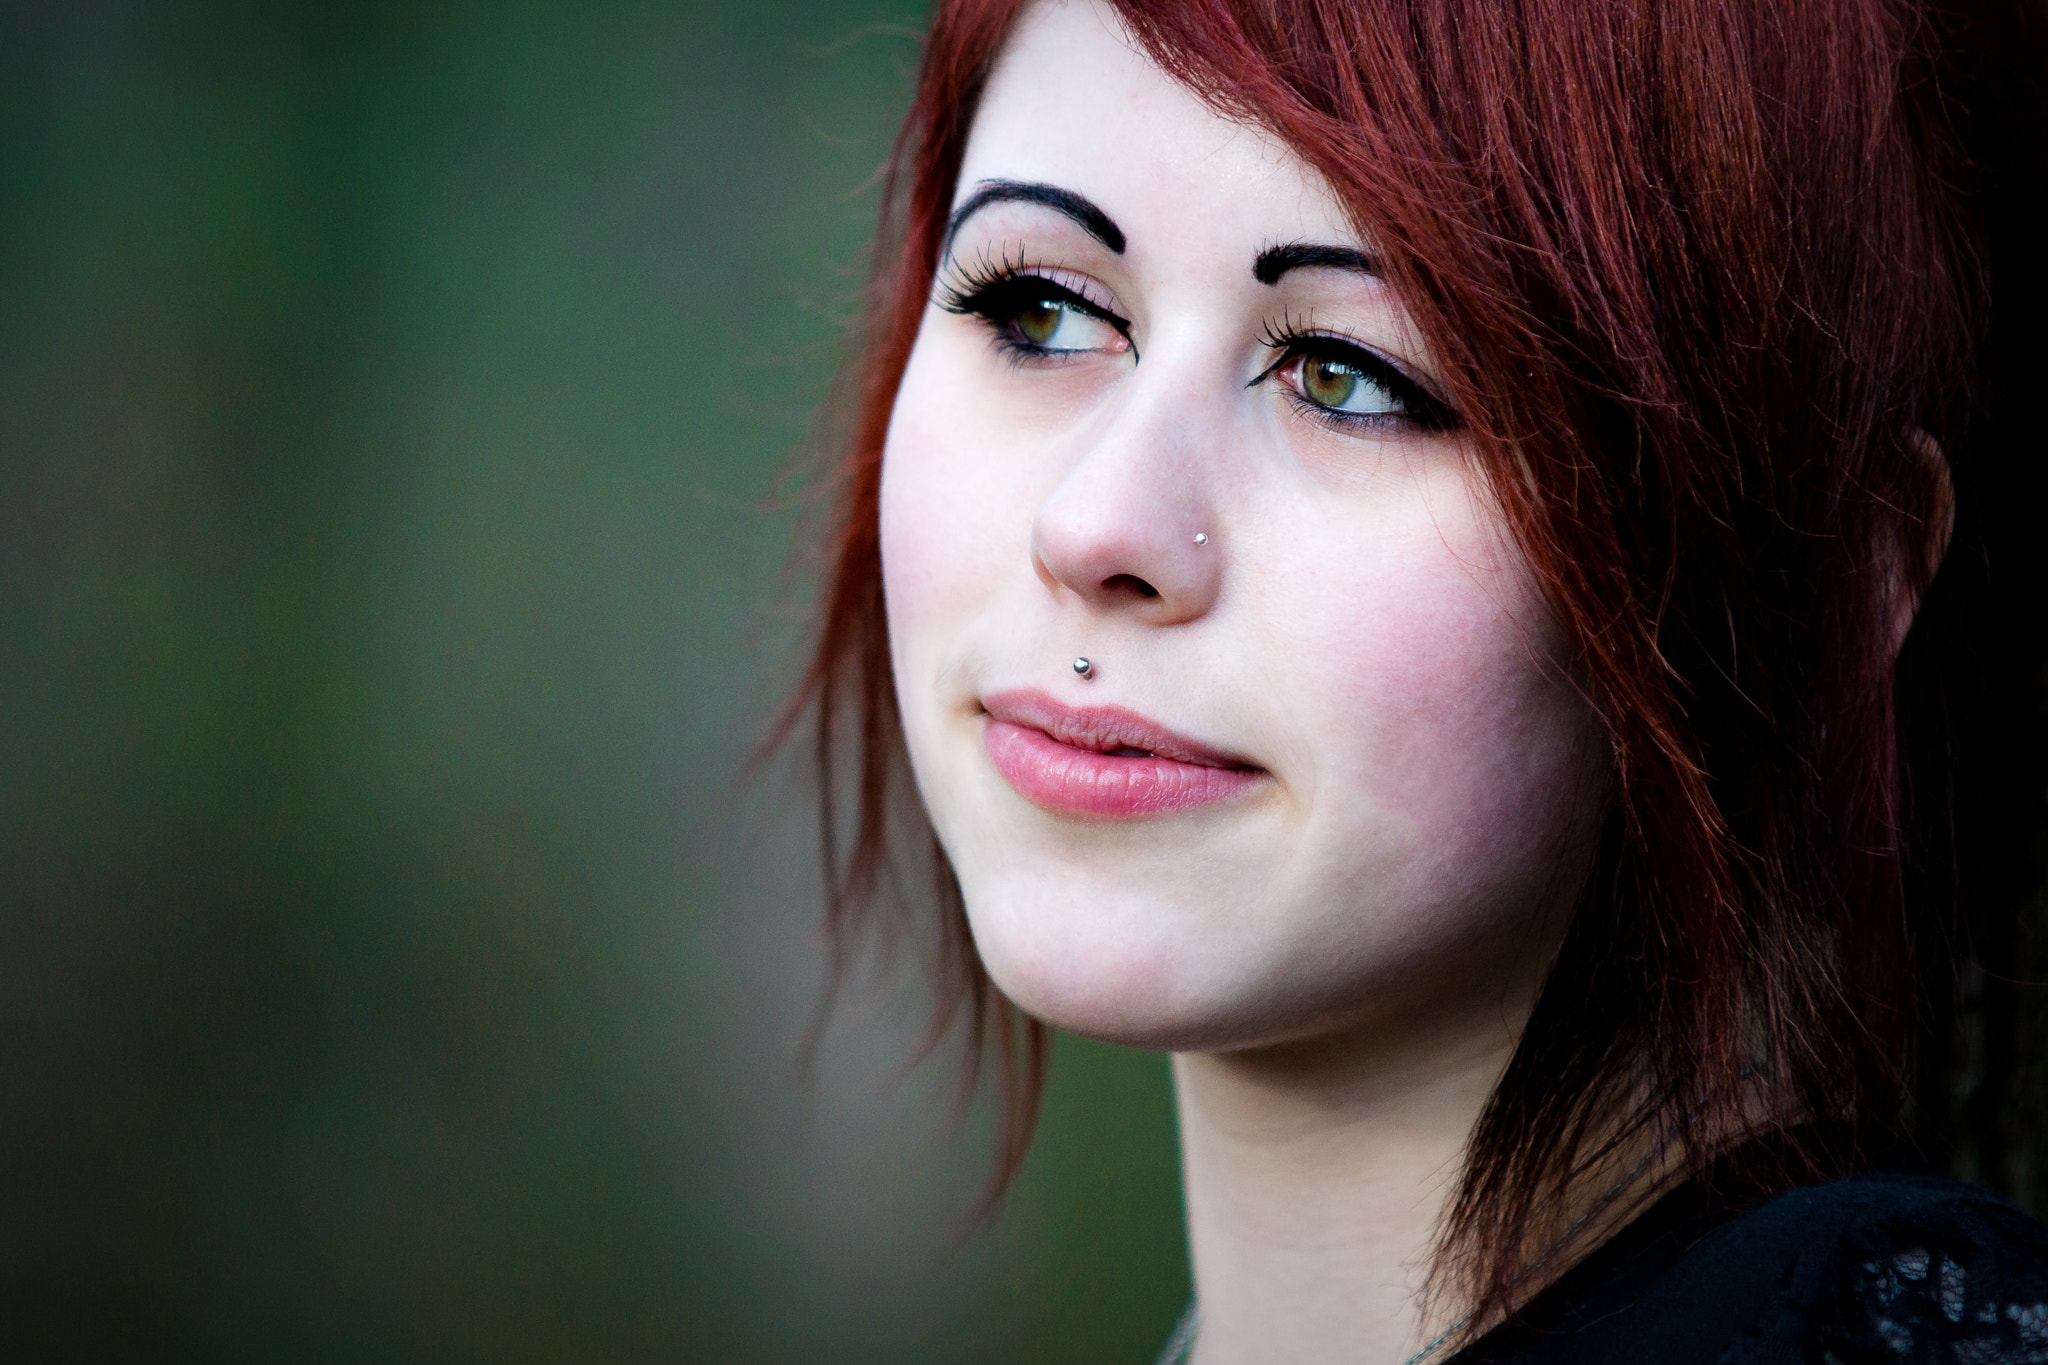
[959, 874, 1338, 1053]
[962, 876, 1220, 1049]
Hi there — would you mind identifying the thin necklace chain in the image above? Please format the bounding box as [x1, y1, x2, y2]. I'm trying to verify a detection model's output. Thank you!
[1399, 1312, 1471, 1365]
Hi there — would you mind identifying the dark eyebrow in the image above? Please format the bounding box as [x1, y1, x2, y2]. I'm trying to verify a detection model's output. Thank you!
[1253, 242, 1379, 285]
[943, 179, 1127, 256]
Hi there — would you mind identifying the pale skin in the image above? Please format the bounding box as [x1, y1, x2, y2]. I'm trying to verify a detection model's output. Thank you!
[878, 2, 1611, 1361]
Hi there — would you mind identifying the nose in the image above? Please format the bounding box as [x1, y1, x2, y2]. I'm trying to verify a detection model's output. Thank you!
[1030, 387, 1223, 625]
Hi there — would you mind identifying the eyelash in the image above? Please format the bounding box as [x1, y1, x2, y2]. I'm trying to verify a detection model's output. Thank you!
[935, 260, 1460, 433]
[1253, 316, 1460, 434]
[935, 253, 1133, 363]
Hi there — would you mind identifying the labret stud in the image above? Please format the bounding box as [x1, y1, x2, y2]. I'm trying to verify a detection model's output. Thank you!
[1072, 657, 1093, 679]
[1193, 532, 1209, 545]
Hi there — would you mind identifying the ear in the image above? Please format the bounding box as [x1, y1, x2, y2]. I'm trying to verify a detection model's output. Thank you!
[1888, 428, 1955, 660]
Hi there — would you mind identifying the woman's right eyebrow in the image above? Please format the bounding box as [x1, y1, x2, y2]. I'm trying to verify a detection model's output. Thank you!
[1253, 242, 1379, 284]
[943, 179, 1127, 256]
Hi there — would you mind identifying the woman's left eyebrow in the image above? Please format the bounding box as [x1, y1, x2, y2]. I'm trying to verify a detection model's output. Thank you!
[943, 179, 1127, 256]
[1253, 242, 1378, 284]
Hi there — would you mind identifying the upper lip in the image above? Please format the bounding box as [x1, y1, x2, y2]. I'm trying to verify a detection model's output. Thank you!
[980, 689, 1259, 770]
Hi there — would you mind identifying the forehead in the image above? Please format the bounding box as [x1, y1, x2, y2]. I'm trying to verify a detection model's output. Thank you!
[957, 0, 1357, 257]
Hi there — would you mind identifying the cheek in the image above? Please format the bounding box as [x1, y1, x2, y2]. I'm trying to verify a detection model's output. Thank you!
[1267, 482, 1599, 903]
[879, 365, 967, 635]
[879, 339, 1037, 644]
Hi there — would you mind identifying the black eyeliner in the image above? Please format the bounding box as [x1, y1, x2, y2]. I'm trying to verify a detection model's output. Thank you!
[936, 255, 1136, 360]
[1252, 322, 1459, 431]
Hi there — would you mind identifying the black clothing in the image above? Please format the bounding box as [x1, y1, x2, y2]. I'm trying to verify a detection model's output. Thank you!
[1449, 1172, 2048, 1364]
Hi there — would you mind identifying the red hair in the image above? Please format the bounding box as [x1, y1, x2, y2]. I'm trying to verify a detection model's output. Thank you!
[781, 0, 2048, 1326]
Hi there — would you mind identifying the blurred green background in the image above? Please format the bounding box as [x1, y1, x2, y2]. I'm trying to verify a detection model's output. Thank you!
[0, 2, 1189, 1359]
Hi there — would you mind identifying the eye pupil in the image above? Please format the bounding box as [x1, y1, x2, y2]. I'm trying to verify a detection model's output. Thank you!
[1304, 356, 1358, 409]
[1018, 297, 1063, 346]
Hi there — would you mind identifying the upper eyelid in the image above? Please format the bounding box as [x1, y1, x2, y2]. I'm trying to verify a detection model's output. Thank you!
[1024, 274, 1129, 326]
[1258, 323, 1447, 399]
[1259, 315, 1395, 364]
[944, 272, 1129, 332]
[935, 246, 1127, 316]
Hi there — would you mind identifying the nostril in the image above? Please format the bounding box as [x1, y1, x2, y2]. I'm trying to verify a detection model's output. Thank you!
[1103, 573, 1159, 599]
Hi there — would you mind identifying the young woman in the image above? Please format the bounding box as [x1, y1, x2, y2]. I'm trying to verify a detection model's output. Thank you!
[784, 0, 2048, 1359]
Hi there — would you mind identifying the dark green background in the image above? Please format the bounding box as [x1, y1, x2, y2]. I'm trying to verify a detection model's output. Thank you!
[0, 3, 1189, 1359]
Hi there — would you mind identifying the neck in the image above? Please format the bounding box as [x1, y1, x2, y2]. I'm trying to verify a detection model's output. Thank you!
[1174, 1012, 1520, 1365]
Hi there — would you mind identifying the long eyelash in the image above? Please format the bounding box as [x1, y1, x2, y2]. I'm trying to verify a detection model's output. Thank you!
[1255, 312, 1460, 432]
[1254, 309, 1328, 358]
[934, 244, 1038, 316]
[934, 248, 1134, 364]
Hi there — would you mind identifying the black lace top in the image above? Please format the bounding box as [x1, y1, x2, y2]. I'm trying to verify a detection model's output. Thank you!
[1449, 1172, 2048, 1364]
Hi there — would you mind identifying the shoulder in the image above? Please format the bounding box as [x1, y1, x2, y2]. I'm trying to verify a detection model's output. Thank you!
[1470, 1174, 2048, 1365]
[1754, 1177, 2048, 1364]
[1647, 1174, 2048, 1365]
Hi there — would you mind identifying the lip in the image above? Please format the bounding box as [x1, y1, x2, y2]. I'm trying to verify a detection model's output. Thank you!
[980, 688, 1266, 819]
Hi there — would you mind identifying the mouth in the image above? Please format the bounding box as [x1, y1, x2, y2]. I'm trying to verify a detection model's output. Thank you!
[979, 688, 1267, 819]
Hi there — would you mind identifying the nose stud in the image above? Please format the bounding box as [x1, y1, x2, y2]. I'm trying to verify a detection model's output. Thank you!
[1072, 657, 1093, 679]
[1193, 532, 1208, 545]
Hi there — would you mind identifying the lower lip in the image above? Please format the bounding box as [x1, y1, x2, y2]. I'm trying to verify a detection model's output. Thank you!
[982, 719, 1264, 819]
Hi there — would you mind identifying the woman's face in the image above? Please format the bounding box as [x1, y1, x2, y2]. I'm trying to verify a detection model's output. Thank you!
[880, 0, 1606, 1054]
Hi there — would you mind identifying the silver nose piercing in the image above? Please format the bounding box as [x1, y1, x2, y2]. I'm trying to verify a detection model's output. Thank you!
[1193, 532, 1208, 545]
[1072, 657, 1093, 678]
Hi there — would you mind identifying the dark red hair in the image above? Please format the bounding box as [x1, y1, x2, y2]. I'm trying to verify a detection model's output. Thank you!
[781, 0, 2048, 1326]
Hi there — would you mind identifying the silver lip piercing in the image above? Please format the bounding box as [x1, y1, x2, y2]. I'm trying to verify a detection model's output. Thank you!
[1193, 532, 1208, 545]
[1072, 657, 1094, 678]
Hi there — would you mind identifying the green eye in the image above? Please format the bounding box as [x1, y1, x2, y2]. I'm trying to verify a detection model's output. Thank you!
[938, 271, 1132, 358]
[1303, 356, 1360, 409]
[1257, 331, 1461, 431]
[1016, 297, 1064, 346]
